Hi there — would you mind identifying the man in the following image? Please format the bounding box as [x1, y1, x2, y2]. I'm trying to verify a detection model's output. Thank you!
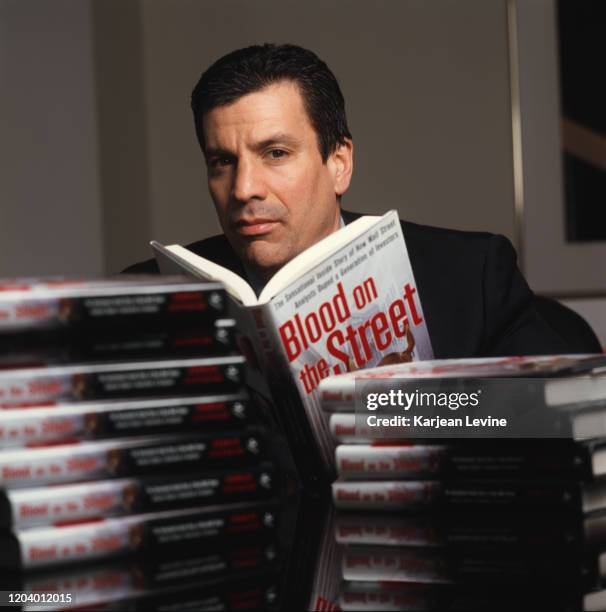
[126, 44, 595, 357]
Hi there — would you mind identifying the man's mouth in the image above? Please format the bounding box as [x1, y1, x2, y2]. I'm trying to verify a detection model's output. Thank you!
[234, 218, 280, 237]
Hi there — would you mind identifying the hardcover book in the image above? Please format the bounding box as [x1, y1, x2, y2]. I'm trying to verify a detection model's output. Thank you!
[334, 440, 596, 480]
[0, 431, 264, 488]
[12, 553, 280, 611]
[0, 502, 278, 569]
[11, 558, 280, 611]
[319, 354, 606, 412]
[0, 320, 237, 369]
[331, 478, 606, 513]
[0, 393, 253, 448]
[0, 463, 277, 528]
[151, 210, 434, 479]
[0, 277, 228, 332]
[0, 355, 246, 406]
[333, 511, 582, 549]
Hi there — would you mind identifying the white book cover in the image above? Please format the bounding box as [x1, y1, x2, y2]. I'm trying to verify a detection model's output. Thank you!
[0, 393, 250, 448]
[0, 277, 227, 332]
[336, 444, 448, 479]
[319, 354, 606, 412]
[10, 503, 276, 569]
[153, 211, 434, 474]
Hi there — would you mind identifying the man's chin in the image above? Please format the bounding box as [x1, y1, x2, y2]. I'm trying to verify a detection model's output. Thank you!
[239, 245, 289, 282]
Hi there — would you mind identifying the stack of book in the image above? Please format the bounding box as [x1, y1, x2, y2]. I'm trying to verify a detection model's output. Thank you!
[312, 354, 606, 611]
[0, 277, 291, 609]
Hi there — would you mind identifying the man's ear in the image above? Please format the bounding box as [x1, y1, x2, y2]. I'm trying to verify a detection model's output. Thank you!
[328, 138, 353, 196]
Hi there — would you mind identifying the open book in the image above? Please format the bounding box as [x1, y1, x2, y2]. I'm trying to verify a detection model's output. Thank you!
[151, 210, 434, 480]
[153, 215, 380, 306]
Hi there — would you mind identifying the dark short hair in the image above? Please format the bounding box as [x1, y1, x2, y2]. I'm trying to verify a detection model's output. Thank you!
[191, 44, 352, 162]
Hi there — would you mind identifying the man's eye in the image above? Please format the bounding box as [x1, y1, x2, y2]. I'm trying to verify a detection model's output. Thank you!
[267, 149, 288, 160]
[209, 157, 233, 168]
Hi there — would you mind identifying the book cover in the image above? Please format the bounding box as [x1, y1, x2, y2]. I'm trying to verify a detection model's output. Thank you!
[319, 354, 606, 412]
[0, 319, 236, 369]
[13, 553, 280, 611]
[340, 545, 586, 585]
[0, 277, 228, 332]
[338, 581, 580, 611]
[331, 479, 598, 512]
[0, 463, 277, 528]
[0, 356, 246, 406]
[335, 440, 594, 480]
[0, 393, 253, 448]
[0, 502, 279, 569]
[333, 512, 582, 550]
[154, 211, 434, 479]
[0, 431, 264, 488]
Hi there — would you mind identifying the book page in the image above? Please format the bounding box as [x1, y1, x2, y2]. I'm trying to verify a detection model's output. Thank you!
[152, 216, 378, 306]
[151, 241, 257, 306]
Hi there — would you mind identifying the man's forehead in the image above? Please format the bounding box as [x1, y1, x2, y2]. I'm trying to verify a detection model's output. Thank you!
[202, 81, 313, 147]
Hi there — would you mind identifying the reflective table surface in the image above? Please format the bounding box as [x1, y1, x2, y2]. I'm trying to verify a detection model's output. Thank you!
[5, 490, 606, 611]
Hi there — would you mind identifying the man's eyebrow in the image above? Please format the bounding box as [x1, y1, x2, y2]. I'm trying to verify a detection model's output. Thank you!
[204, 134, 302, 159]
[252, 133, 303, 150]
[204, 146, 233, 159]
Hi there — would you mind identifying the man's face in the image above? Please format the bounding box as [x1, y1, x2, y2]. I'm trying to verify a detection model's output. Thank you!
[202, 81, 352, 281]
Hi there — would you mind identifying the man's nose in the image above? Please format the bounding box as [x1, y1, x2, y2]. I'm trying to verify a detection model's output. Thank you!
[232, 158, 268, 203]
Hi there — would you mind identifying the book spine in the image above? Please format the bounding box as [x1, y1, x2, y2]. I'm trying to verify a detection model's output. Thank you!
[338, 582, 580, 611]
[20, 559, 279, 610]
[335, 443, 590, 480]
[0, 321, 237, 368]
[573, 409, 606, 443]
[335, 516, 439, 548]
[3, 463, 277, 529]
[0, 394, 253, 448]
[0, 356, 246, 405]
[0, 287, 229, 332]
[334, 514, 583, 549]
[311, 595, 341, 612]
[132, 571, 280, 612]
[338, 583, 467, 612]
[341, 546, 584, 584]
[339, 586, 431, 612]
[0, 432, 265, 488]
[22, 561, 137, 608]
[341, 547, 450, 584]
[8, 503, 278, 569]
[336, 444, 447, 479]
[331, 479, 584, 512]
[319, 382, 355, 413]
[329, 413, 371, 443]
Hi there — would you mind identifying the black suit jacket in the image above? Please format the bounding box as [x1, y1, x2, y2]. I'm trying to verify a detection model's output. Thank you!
[124, 210, 572, 358]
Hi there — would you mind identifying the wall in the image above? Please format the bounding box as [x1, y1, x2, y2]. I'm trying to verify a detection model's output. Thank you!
[1, 0, 517, 275]
[3, 1, 601, 344]
[0, 0, 104, 277]
[136, 0, 516, 262]
[92, 0, 151, 275]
